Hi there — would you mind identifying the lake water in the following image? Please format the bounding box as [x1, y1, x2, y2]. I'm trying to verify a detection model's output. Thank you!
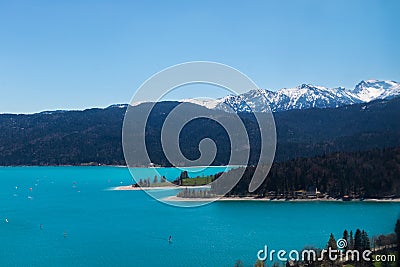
[0, 166, 399, 267]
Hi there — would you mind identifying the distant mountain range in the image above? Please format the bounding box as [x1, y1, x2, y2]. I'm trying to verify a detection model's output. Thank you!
[31, 79, 400, 115]
[1, 97, 399, 166]
[183, 79, 400, 112]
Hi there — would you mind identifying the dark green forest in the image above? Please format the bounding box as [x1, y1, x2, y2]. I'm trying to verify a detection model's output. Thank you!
[0, 97, 399, 166]
[215, 147, 400, 199]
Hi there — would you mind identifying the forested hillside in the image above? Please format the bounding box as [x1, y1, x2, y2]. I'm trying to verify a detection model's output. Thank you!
[217, 147, 400, 199]
[0, 97, 399, 166]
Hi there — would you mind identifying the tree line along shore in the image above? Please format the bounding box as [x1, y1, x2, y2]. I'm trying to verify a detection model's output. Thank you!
[127, 147, 400, 201]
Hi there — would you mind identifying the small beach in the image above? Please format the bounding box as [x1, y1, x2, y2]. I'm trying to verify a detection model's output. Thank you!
[162, 195, 400, 202]
[113, 184, 400, 202]
[111, 184, 211, 191]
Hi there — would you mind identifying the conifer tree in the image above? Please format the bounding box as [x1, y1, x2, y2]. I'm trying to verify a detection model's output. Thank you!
[354, 229, 362, 251]
[349, 230, 354, 250]
[342, 229, 349, 251]
[327, 233, 337, 249]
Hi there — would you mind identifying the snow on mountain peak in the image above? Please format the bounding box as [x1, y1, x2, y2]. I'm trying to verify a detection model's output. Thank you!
[180, 79, 400, 113]
[353, 80, 399, 102]
[179, 98, 222, 109]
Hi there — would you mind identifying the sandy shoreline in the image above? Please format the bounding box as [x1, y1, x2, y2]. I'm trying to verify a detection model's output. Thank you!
[112, 185, 400, 202]
[111, 185, 211, 191]
[162, 195, 400, 202]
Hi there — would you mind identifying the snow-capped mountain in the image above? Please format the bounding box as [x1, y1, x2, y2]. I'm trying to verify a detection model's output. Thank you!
[353, 80, 400, 102]
[183, 80, 400, 113]
[217, 84, 362, 113]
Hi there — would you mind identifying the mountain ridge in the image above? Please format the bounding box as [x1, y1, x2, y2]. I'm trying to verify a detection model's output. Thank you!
[3, 80, 398, 116]
[183, 79, 400, 112]
[0, 97, 399, 166]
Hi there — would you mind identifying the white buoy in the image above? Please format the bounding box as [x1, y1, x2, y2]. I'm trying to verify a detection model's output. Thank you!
[5, 218, 9, 223]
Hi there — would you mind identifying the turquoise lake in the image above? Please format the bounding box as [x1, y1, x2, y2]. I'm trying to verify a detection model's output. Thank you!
[0, 166, 399, 267]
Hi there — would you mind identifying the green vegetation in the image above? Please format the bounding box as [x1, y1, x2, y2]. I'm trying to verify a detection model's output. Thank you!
[133, 172, 218, 189]
[214, 147, 400, 199]
[180, 176, 213, 186]
[1, 97, 400, 166]
[274, 219, 400, 267]
[172, 171, 221, 187]
[239, 220, 400, 267]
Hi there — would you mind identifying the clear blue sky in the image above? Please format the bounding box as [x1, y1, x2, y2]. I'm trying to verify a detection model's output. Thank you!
[0, 0, 399, 113]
